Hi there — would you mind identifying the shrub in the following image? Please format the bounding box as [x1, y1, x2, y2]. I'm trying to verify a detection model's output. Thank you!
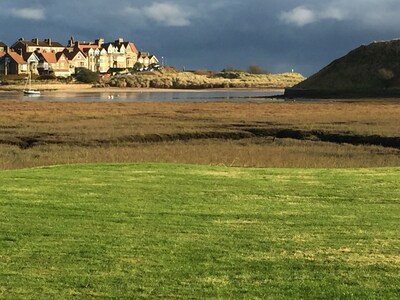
[74, 68, 99, 83]
[193, 69, 213, 76]
[216, 72, 241, 79]
[378, 68, 395, 88]
[222, 66, 244, 73]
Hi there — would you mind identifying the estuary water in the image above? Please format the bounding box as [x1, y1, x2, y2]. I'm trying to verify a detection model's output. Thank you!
[0, 90, 283, 102]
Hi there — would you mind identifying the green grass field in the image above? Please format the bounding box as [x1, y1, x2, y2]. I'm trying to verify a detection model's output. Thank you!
[0, 163, 399, 299]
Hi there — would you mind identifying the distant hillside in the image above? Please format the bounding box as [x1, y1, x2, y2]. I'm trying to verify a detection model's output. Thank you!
[286, 39, 400, 98]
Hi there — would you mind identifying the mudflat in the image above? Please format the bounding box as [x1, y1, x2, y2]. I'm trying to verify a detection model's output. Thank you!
[0, 99, 399, 169]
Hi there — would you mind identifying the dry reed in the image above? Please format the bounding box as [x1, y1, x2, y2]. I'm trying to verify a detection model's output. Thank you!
[0, 100, 399, 169]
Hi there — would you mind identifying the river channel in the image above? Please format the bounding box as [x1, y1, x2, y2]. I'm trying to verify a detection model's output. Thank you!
[0, 90, 283, 102]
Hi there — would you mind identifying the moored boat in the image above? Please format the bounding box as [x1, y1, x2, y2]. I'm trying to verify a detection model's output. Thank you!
[23, 73, 40, 96]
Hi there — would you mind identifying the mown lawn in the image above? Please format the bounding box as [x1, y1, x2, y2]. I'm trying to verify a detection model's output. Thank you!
[0, 163, 399, 299]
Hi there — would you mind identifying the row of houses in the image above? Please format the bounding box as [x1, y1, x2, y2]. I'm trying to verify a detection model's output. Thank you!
[0, 37, 159, 77]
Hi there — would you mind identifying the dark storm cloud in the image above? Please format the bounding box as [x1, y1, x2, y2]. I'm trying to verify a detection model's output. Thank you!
[1, 0, 400, 75]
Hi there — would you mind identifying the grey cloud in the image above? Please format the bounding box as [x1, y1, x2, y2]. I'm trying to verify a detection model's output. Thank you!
[1, 0, 400, 75]
[143, 2, 191, 26]
[10, 7, 45, 21]
[280, 0, 400, 28]
[280, 5, 345, 26]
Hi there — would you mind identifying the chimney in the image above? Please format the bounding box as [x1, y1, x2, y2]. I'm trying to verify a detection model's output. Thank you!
[68, 36, 75, 47]
[45, 38, 52, 46]
[116, 37, 124, 44]
[32, 38, 39, 45]
[18, 37, 25, 42]
[95, 38, 104, 46]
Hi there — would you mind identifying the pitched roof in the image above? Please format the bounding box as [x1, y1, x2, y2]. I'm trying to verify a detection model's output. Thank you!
[127, 42, 138, 53]
[39, 52, 57, 63]
[63, 48, 87, 60]
[18, 39, 64, 48]
[22, 52, 39, 61]
[56, 52, 67, 61]
[101, 41, 138, 53]
[139, 52, 150, 58]
[101, 42, 113, 50]
[7, 51, 26, 64]
[78, 44, 100, 53]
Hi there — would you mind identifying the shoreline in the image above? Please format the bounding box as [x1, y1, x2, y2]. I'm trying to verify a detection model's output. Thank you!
[0, 85, 285, 94]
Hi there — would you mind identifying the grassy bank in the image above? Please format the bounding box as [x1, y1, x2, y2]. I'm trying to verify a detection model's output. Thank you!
[104, 70, 305, 89]
[0, 101, 399, 169]
[0, 163, 399, 298]
[0, 70, 305, 91]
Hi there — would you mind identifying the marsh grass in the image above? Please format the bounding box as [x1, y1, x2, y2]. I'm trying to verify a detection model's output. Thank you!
[0, 100, 399, 169]
[1, 139, 400, 170]
[0, 164, 399, 298]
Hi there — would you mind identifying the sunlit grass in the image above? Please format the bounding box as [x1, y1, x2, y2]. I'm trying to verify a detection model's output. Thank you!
[0, 163, 399, 298]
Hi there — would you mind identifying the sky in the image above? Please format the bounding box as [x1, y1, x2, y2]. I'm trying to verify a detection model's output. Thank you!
[1, 0, 400, 76]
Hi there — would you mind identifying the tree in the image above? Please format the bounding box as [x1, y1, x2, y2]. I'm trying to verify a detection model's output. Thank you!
[247, 64, 269, 74]
[133, 62, 144, 72]
[74, 68, 99, 83]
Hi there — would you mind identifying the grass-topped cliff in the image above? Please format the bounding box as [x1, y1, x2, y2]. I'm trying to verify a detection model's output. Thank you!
[286, 39, 400, 97]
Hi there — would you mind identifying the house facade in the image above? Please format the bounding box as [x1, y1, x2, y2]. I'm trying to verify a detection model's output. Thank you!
[36, 52, 70, 77]
[1, 36, 158, 76]
[11, 38, 65, 55]
[138, 52, 159, 67]
[0, 41, 7, 57]
[1, 51, 28, 75]
[22, 52, 40, 75]
[0, 41, 8, 74]
[101, 38, 139, 70]
[64, 49, 88, 74]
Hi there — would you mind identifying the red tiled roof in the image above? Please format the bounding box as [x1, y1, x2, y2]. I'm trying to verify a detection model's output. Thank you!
[78, 44, 100, 53]
[128, 42, 138, 53]
[40, 52, 57, 63]
[7, 51, 26, 64]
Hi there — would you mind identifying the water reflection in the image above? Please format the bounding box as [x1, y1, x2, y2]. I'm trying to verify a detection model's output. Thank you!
[0, 90, 283, 102]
